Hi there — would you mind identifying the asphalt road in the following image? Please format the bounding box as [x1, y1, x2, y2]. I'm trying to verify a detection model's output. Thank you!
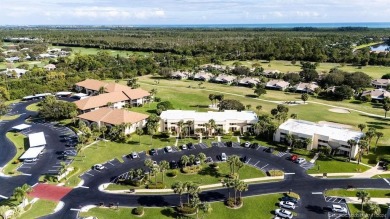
[0, 100, 389, 219]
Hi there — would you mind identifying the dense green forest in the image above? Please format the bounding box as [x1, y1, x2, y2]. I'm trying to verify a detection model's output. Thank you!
[1, 27, 390, 65]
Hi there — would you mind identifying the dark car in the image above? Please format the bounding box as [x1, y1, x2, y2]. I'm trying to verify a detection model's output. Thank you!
[150, 149, 157, 156]
[187, 142, 195, 149]
[226, 141, 233, 147]
[240, 156, 248, 163]
[251, 142, 259, 149]
[281, 196, 298, 204]
[264, 147, 274, 153]
[170, 160, 178, 169]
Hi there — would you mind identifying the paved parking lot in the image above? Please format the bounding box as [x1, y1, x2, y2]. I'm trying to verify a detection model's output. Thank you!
[324, 196, 349, 219]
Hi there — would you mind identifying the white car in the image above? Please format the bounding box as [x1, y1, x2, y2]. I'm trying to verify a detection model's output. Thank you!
[296, 158, 306, 164]
[94, 164, 104, 170]
[152, 161, 158, 166]
[275, 209, 293, 219]
[181, 144, 188, 150]
[279, 201, 296, 209]
[24, 158, 37, 163]
[244, 142, 251, 148]
[332, 204, 347, 213]
[221, 153, 227, 161]
[165, 146, 173, 153]
[131, 152, 138, 159]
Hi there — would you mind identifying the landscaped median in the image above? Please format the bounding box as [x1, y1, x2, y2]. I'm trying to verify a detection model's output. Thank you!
[100, 176, 284, 194]
[79, 192, 291, 219]
[2, 132, 27, 175]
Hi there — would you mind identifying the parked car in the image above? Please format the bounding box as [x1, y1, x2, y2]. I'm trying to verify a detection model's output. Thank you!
[187, 142, 195, 149]
[290, 155, 298, 162]
[24, 158, 37, 163]
[152, 161, 158, 166]
[226, 141, 233, 147]
[251, 142, 259, 149]
[240, 156, 248, 163]
[205, 157, 213, 163]
[165, 146, 173, 153]
[130, 152, 138, 159]
[279, 201, 296, 209]
[265, 147, 274, 153]
[244, 142, 251, 148]
[275, 209, 293, 219]
[149, 148, 157, 156]
[296, 158, 306, 164]
[221, 153, 227, 161]
[281, 196, 298, 204]
[181, 144, 188, 150]
[94, 164, 104, 170]
[332, 204, 347, 213]
[170, 160, 178, 169]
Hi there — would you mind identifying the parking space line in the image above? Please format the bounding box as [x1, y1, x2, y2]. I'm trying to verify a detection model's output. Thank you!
[85, 172, 94, 176]
[107, 161, 115, 166]
[260, 164, 269, 169]
[383, 178, 390, 186]
[0, 194, 8, 199]
[247, 158, 251, 163]
[254, 161, 260, 166]
[311, 192, 322, 194]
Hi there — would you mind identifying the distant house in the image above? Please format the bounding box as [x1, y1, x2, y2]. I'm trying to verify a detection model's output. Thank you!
[192, 72, 213, 81]
[361, 89, 390, 101]
[372, 79, 390, 89]
[74, 79, 151, 112]
[266, 80, 290, 91]
[237, 77, 260, 87]
[262, 70, 281, 77]
[212, 74, 236, 84]
[38, 53, 57, 59]
[44, 64, 56, 71]
[171, 71, 189, 80]
[5, 57, 20, 62]
[295, 82, 319, 93]
[1, 68, 28, 78]
[77, 108, 149, 135]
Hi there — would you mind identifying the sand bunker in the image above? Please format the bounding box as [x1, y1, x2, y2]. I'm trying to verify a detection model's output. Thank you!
[328, 108, 350, 114]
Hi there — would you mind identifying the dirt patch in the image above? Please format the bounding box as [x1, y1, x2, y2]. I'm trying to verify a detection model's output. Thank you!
[328, 108, 350, 114]
[318, 121, 353, 129]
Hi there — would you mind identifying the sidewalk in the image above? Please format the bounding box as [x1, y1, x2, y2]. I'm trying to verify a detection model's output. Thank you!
[100, 176, 284, 194]
[344, 197, 390, 205]
[309, 173, 359, 177]
[350, 163, 390, 179]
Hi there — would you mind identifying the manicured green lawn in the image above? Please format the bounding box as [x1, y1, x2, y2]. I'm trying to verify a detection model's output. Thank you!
[371, 174, 390, 179]
[107, 162, 266, 190]
[325, 189, 390, 198]
[51, 46, 148, 58]
[80, 193, 286, 219]
[347, 203, 388, 218]
[2, 132, 27, 175]
[26, 103, 40, 112]
[0, 114, 20, 120]
[19, 199, 57, 219]
[307, 158, 370, 174]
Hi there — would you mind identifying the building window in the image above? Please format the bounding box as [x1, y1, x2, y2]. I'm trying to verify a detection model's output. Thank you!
[229, 123, 237, 125]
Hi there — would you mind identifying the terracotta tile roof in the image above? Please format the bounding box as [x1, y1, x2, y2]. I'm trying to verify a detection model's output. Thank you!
[122, 88, 151, 99]
[77, 108, 149, 125]
[74, 92, 129, 110]
[75, 79, 107, 91]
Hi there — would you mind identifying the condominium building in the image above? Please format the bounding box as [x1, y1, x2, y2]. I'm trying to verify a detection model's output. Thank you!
[274, 119, 363, 158]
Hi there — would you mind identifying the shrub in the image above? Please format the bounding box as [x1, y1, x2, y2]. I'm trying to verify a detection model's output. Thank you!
[182, 165, 202, 174]
[147, 182, 165, 189]
[177, 205, 196, 214]
[154, 97, 161, 102]
[133, 206, 144, 215]
[267, 170, 284, 176]
[129, 179, 143, 187]
[12, 160, 19, 164]
[8, 171, 15, 175]
[225, 197, 242, 208]
[210, 163, 218, 169]
[168, 169, 178, 177]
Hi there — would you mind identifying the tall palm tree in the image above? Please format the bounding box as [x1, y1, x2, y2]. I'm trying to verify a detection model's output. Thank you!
[204, 123, 211, 137]
[98, 86, 106, 94]
[255, 105, 262, 114]
[208, 119, 216, 136]
[13, 187, 26, 202]
[199, 202, 212, 219]
[365, 128, 376, 153]
[186, 182, 200, 205]
[186, 120, 194, 137]
[347, 139, 357, 159]
[367, 202, 381, 219]
[237, 181, 249, 199]
[358, 124, 366, 132]
[222, 178, 234, 199]
[188, 154, 196, 166]
[232, 179, 241, 206]
[136, 127, 143, 145]
[172, 181, 186, 207]
[159, 160, 170, 184]
[177, 120, 185, 139]
[374, 132, 383, 152]
[180, 155, 189, 167]
[144, 159, 154, 180]
[197, 153, 206, 163]
[357, 140, 368, 164]
[290, 113, 298, 119]
[152, 165, 160, 186]
[356, 190, 371, 211]
[208, 94, 215, 106]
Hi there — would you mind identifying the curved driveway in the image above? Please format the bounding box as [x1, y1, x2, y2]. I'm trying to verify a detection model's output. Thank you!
[0, 100, 389, 219]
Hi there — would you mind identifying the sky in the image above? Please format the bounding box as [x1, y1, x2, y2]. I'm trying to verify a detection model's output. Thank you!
[1, 0, 390, 25]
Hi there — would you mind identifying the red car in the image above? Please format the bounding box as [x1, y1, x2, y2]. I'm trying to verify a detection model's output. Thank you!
[290, 155, 298, 162]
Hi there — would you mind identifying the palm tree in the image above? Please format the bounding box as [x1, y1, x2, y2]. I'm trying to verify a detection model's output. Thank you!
[374, 132, 383, 152]
[356, 190, 371, 211]
[347, 139, 357, 159]
[255, 105, 262, 114]
[358, 124, 366, 132]
[186, 182, 200, 205]
[150, 88, 158, 97]
[186, 120, 194, 137]
[144, 159, 154, 180]
[98, 86, 106, 94]
[304, 138, 312, 149]
[172, 181, 186, 207]
[367, 202, 381, 219]
[357, 140, 368, 164]
[204, 123, 211, 137]
[13, 187, 26, 202]
[383, 103, 390, 118]
[222, 177, 234, 199]
[237, 181, 248, 199]
[232, 179, 241, 206]
[136, 127, 143, 145]
[128, 169, 136, 179]
[197, 153, 206, 163]
[365, 128, 376, 153]
[159, 160, 169, 184]
[177, 120, 185, 139]
[180, 155, 189, 167]
[199, 202, 212, 219]
[290, 113, 298, 119]
[246, 104, 251, 110]
[208, 119, 216, 136]
[152, 165, 160, 186]
[188, 154, 196, 166]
